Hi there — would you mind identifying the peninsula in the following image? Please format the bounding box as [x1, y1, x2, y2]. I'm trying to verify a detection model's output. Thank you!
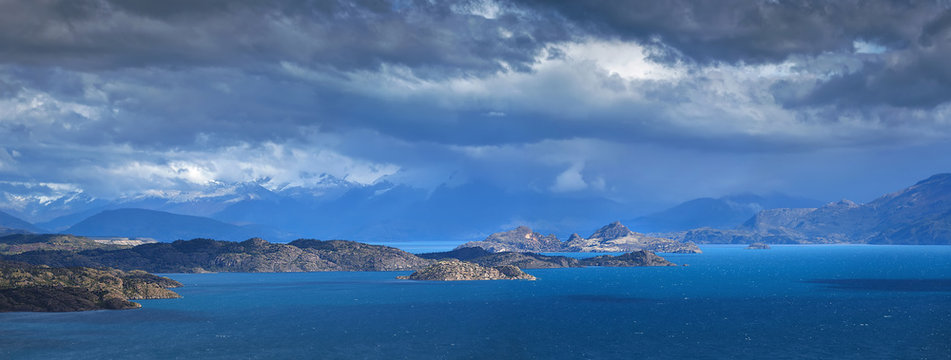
[0, 260, 181, 312]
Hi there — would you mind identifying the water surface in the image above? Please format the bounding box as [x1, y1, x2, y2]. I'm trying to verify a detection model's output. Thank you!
[2, 245, 949, 359]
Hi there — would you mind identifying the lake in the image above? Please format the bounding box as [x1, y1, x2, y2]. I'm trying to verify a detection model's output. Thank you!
[2, 245, 949, 359]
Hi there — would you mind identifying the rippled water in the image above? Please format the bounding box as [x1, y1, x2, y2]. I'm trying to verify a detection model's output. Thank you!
[2, 245, 949, 359]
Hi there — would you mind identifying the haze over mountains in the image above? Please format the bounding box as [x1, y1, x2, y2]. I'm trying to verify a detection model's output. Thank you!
[0, 174, 948, 245]
[0, 211, 44, 236]
[627, 193, 822, 233]
[1, 179, 634, 242]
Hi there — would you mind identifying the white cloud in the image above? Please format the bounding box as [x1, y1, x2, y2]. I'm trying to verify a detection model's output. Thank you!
[853, 40, 887, 54]
[279, 37, 951, 150]
[550, 163, 587, 192]
[88, 141, 400, 197]
[560, 39, 687, 81]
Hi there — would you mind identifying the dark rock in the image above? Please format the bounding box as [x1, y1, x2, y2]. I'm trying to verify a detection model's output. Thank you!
[579, 251, 676, 267]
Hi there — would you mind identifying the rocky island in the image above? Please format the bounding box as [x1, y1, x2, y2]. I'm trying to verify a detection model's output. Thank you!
[419, 247, 678, 268]
[397, 260, 536, 281]
[3, 234, 681, 289]
[747, 243, 771, 249]
[457, 222, 700, 254]
[0, 260, 181, 312]
[580, 251, 676, 267]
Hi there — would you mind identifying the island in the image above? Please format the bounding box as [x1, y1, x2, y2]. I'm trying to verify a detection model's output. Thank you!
[457, 222, 701, 254]
[2, 234, 683, 300]
[747, 243, 771, 250]
[580, 251, 677, 267]
[397, 260, 536, 281]
[0, 260, 181, 312]
[419, 247, 677, 268]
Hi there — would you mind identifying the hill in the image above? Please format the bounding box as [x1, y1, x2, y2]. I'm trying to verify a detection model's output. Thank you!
[2, 238, 431, 273]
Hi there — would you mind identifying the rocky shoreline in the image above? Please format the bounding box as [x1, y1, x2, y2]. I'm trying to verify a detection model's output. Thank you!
[1, 235, 687, 309]
[0, 260, 181, 312]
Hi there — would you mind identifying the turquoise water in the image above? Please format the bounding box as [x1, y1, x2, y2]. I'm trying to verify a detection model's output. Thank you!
[2, 245, 950, 359]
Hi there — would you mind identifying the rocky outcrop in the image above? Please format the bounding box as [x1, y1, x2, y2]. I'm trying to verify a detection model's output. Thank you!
[420, 247, 581, 269]
[565, 222, 702, 253]
[0, 260, 181, 312]
[579, 250, 676, 267]
[289, 239, 429, 271]
[456, 222, 701, 254]
[397, 260, 536, 281]
[2, 238, 432, 273]
[456, 226, 563, 252]
[746, 243, 771, 249]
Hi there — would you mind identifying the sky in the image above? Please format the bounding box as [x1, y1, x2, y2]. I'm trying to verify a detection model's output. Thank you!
[1, 0, 950, 216]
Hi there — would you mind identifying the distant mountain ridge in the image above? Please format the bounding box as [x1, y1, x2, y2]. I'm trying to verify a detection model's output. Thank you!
[666, 173, 951, 245]
[627, 193, 822, 233]
[0, 211, 43, 234]
[64, 208, 292, 242]
[4, 178, 632, 242]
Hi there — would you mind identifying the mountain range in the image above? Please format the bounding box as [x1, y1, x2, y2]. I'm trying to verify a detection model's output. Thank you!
[0, 211, 43, 235]
[1, 179, 635, 242]
[63, 208, 291, 243]
[666, 173, 951, 245]
[0, 174, 948, 245]
[626, 193, 821, 233]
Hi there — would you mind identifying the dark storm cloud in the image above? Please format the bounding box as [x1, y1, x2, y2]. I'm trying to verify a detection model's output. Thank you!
[516, 0, 932, 63]
[1, 0, 950, 205]
[516, 0, 951, 109]
[0, 0, 567, 76]
[798, 10, 951, 108]
[3, 0, 949, 112]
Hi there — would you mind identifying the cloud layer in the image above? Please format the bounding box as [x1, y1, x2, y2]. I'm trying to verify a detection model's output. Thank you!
[1, 0, 950, 214]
